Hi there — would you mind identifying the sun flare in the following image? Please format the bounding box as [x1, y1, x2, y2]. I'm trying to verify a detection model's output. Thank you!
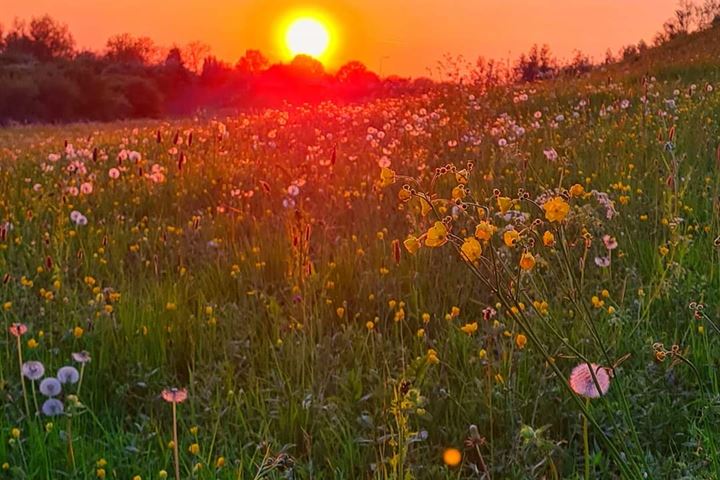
[285, 17, 331, 59]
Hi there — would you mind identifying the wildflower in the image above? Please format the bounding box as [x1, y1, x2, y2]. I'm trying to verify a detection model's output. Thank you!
[22, 361, 45, 380]
[379, 167, 396, 187]
[27, 338, 39, 349]
[460, 322, 478, 335]
[497, 196, 513, 213]
[162, 388, 188, 403]
[57, 366, 80, 384]
[11, 428, 20, 439]
[460, 237, 482, 262]
[72, 351, 92, 363]
[519, 252, 536, 271]
[658, 245, 669, 256]
[569, 184, 585, 197]
[591, 296, 605, 308]
[543, 197, 570, 223]
[474, 221, 496, 241]
[425, 222, 448, 247]
[594, 256, 611, 268]
[443, 448, 462, 467]
[515, 334, 527, 349]
[403, 235, 421, 254]
[602, 235, 618, 250]
[569, 363, 611, 398]
[216, 456, 225, 468]
[189, 443, 200, 455]
[41, 398, 64, 416]
[542, 230, 555, 246]
[426, 349, 440, 364]
[503, 229, 519, 247]
[9, 323, 27, 337]
[39, 378, 62, 397]
[73, 326, 84, 338]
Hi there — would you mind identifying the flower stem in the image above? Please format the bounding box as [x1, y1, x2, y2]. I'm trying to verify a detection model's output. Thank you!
[172, 401, 180, 480]
[16, 336, 30, 419]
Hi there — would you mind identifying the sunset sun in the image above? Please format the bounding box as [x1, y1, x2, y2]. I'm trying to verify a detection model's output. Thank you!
[285, 17, 330, 59]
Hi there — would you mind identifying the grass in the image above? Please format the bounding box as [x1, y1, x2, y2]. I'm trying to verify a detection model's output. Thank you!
[1, 34, 720, 479]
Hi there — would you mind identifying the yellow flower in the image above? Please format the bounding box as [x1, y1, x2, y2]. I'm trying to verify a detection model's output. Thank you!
[366, 320, 375, 330]
[569, 183, 585, 197]
[460, 237, 482, 262]
[336, 307, 345, 318]
[403, 235, 421, 254]
[11, 428, 21, 439]
[543, 196, 570, 223]
[73, 326, 84, 339]
[519, 251, 536, 271]
[474, 221, 497, 241]
[96, 469, 106, 479]
[455, 169, 469, 184]
[419, 196, 433, 217]
[451, 186, 466, 201]
[158, 471, 168, 479]
[425, 222, 448, 247]
[3, 301, 11, 311]
[379, 167, 396, 187]
[426, 349, 440, 364]
[460, 322, 478, 335]
[503, 229, 520, 247]
[421, 312, 431, 324]
[216, 457, 226, 468]
[497, 196, 513, 213]
[658, 245, 669, 256]
[515, 334, 527, 349]
[27, 338, 39, 349]
[542, 230, 555, 247]
[443, 448, 462, 467]
[188, 443, 200, 455]
[398, 188, 412, 201]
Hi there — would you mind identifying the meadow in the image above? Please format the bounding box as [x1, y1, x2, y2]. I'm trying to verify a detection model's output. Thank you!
[1, 32, 720, 480]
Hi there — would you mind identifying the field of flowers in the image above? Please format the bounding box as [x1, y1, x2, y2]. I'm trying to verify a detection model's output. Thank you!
[1, 60, 720, 479]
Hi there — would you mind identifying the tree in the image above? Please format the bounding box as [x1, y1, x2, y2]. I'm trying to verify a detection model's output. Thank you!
[182, 41, 210, 74]
[289, 54, 325, 78]
[336, 60, 379, 85]
[514, 44, 556, 83]
[3, 15, 75, 61]
[236, 49, 268, 75]
[105, 34, 157, 65]
[200, 56, 231, 85]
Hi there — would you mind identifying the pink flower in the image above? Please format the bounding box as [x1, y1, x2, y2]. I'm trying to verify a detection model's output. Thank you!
[569, 363, 611, 398]
[80, 182, 93, 195]
[594, 256, 611, 268]
[162, 388, 188, 403]
[602, 235, 618, 250]
[9, 323, 28, 337]
[109, 168, 120, 179]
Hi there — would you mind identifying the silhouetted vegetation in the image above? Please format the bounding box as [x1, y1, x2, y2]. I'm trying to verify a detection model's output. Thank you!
[0, 15, 407, 124]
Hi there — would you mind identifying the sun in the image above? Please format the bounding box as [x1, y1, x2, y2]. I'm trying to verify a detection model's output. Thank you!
[285, 17, 330, 59]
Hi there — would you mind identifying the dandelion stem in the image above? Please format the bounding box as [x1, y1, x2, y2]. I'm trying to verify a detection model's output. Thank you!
[16, 336, 30, 419]
[583, 398, 590, 480]
[172, 401, 181, 480]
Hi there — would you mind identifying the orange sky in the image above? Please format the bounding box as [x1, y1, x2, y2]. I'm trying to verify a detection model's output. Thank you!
[1, 0, 678, 76]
